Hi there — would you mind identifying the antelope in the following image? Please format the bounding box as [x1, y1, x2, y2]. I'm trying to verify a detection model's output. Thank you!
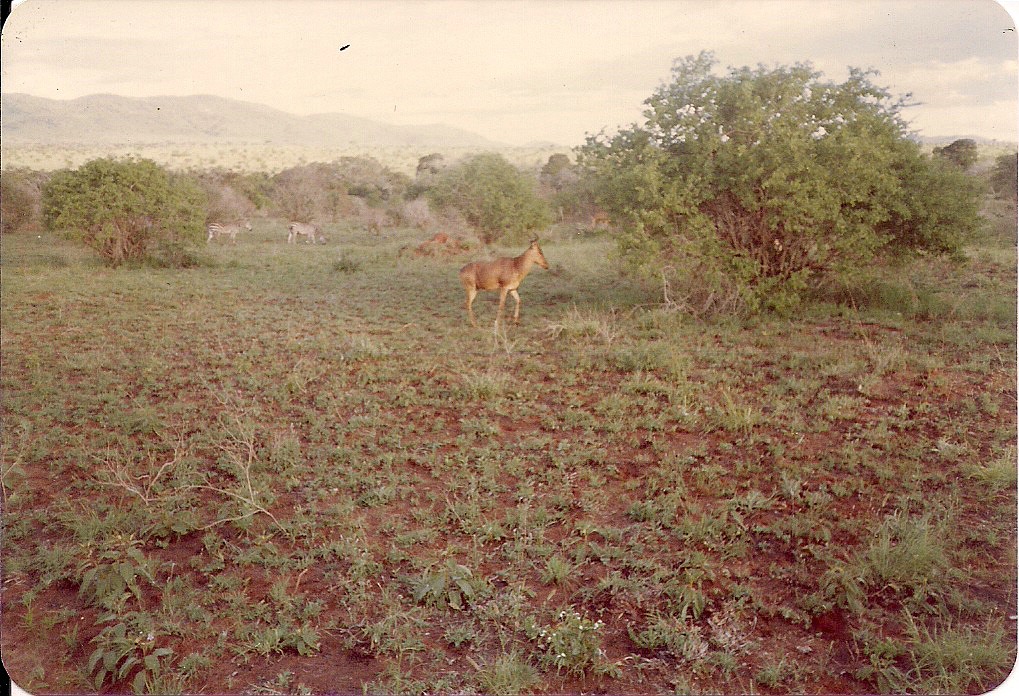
[459, 238, 550, 330]
[207, 221, 252, 243]
[287, 222, 326, 244]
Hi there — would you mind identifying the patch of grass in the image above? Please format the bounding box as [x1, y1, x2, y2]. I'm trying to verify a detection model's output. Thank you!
[472, 653, 541, 696]
[966, 446, 1018, 491]
[856, 613, 1014, 694]
[545, 305, 621, 344]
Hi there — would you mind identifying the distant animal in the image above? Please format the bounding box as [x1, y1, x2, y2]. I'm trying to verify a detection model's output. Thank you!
[459, 238, 550, 330]
[207, 221, 252, 243]
[287, 222, 326, 244]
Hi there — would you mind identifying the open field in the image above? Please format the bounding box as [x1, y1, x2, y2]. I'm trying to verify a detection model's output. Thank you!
[1, 218, 1016, 694]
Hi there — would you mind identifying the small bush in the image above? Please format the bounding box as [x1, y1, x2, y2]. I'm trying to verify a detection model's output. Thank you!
[194, 169, 260, 224]
[41, 158, 206, 267]
[399, 197, 438, 230]
[427, 152, 551, 244]
[528, 608, 608, 676]
[1, 168, 48, 234]
[475, 654, 540, 695]
[270, 158, 410, 224]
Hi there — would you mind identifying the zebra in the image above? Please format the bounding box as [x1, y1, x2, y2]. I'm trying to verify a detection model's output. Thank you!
[207, 221, 252, 243]
[287, 222, 326, 244]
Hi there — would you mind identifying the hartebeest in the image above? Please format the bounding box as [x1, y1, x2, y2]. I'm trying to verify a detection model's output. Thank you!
[459, 238, 550, 329]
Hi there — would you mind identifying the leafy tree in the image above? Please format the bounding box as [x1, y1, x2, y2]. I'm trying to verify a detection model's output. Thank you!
[427, 152, 551, 243]
[416, 153, 446, 180]
[540, 154, 576, 193]
[989, 152, 1018, 200]
[271, 163, 350, 223]
[538, 153, 597, 224]
[933, 138, 979, 170]
[193, 168, 260, 225]
[271, 158, 409, 223]
[41, 158, 206, 267]
[332, 156, 410, 204]
[579, 52, 982, 315]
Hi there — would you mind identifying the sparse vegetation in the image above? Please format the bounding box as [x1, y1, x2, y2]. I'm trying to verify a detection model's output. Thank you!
[1, 127, 1015, 695]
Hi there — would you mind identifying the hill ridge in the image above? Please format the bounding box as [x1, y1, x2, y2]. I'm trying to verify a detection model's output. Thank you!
[1, 93, 509, 149]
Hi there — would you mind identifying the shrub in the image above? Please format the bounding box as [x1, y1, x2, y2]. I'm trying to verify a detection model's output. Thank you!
[271, 163, 352, 223]
[427, 152, 551, 244]
[579, 52, 983, 316]
[399, 197, 438, 230]
[528, 608, 609, 676]
[989, 152, 1018, 200]
[270, 158, 409, 224]
[1, 168, 48, 234]
[933, 138, 978, 170]
[193, 168, 264, 224]
[41, 158, 206, 267]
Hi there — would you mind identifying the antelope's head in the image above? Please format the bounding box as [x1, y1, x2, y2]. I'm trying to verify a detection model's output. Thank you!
[529, 238, 550, 269]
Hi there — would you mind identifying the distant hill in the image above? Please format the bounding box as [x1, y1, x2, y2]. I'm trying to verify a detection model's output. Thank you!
[914, 134, 1015, 148]
[1, 93, 508, 149]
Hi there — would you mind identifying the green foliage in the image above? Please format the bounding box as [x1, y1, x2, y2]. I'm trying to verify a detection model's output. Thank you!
[528, 608, 609, 676]
[427, 152, 551, 243]
[87, 612, 173, 692]
[540, 153, 574, 192]
[539, 153, 600, 223]
[818, 511, 952, 616]
[41, 158, 206, 267]
[933, 138, 979, 170]
[76, 535, 159, 612]
[474, 653, 541, 695]
[855, 614, 1013, 694]
[409, 560, 483, 610]
[989, 152, 1018, 200]
[579, 52, 983, 315]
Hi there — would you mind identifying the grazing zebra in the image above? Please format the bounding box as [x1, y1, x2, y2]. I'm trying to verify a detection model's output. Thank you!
[207, 221, 252, 243]
[287, 222, 326, 244]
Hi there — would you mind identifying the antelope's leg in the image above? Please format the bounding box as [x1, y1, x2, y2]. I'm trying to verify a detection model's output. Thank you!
[465, 287, 478, 327]
[495, 288, 508, 331]
[510, 289, 521, 323]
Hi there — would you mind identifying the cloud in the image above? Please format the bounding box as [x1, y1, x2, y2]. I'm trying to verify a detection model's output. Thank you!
[2, 0, 1016, 145]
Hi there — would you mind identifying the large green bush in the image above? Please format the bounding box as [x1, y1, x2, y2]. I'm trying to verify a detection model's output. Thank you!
[427, 152, 550, 244]
[579, 52, 983, 315]
[42, 158, 206, 267]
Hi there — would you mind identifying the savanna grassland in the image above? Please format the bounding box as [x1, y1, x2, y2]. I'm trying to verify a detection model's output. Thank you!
[0, 142, 564, 178]
[1, 209, 1016, 694]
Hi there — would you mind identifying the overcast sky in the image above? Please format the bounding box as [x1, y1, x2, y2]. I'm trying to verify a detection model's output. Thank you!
[2, 0, 1017, 146]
